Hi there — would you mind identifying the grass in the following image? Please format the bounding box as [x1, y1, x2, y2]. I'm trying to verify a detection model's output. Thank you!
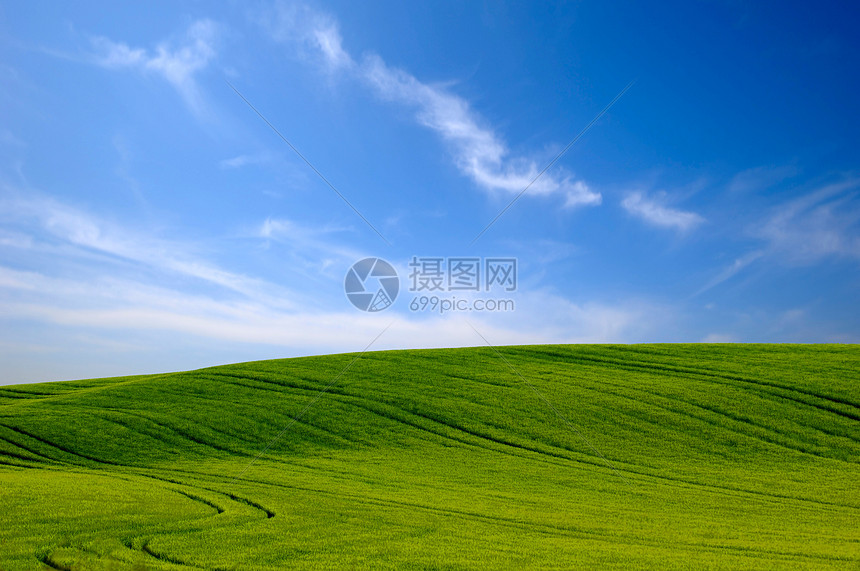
[0, 344, 858, 569]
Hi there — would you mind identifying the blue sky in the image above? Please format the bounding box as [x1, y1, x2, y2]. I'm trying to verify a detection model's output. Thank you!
[1, 1, 859, 383]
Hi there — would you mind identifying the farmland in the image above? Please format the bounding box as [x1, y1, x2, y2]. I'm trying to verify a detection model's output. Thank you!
[0, 344, 858, 569]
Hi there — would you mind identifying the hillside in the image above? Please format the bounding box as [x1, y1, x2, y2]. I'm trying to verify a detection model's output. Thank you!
[0, 344, 858, 569]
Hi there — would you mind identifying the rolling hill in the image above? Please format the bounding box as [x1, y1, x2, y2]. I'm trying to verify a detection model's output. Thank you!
[0, 344, 858, 569]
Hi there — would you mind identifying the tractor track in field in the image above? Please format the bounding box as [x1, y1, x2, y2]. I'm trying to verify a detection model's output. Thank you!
[584, 373, 860, 444]
[89, 409, 255, 458]
[0, 388, 57, 399]
[184, 370, 614, 469]
[114, 407, 263, 448]
[140, 539, 224, 570]
[555, 376, 859, 462]
[160, 370, 860, 511]
[213, 378, 860, 509]
[151, 374, 375, 448]
[136, 464, 856, 565]
[2, 346, 857, 569]
[509, 349, 860, 416]
[171, 489, 225, 514]
[210, 362, 860, 459]
[0, 432, 61, 464]
[0, 422, 120, 466]
[36, 553, 69, 570]
[2, 370, 857, 520]
[139, 472, 276, 519]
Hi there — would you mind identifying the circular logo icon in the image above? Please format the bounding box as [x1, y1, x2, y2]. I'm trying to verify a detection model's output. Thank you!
[344, 257, 399, 312]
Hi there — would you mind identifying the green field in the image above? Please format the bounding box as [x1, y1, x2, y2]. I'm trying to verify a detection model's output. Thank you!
[0, 344, 858, 569]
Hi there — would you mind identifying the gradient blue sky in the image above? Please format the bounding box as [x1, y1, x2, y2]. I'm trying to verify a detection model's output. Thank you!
[2, 1, 859, 384]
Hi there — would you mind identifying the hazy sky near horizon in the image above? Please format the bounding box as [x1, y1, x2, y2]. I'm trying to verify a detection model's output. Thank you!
[1, 1, 859, 384]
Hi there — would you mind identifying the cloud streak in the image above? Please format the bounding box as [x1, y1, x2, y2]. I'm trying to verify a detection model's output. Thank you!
[728, 165, 798, 194]
[0, 187, 676, 383]
[696, 177, 860, 295]
[259, 2, 601, 208]
[90, 19, 218, 114]
[621, 191, 704, 231]
[0, 191, 297, 309]
[757, 179, 860, 263]
[219, 153, 272, 169]
[0, 265, 667, 353]
[694, 250, 765, 297]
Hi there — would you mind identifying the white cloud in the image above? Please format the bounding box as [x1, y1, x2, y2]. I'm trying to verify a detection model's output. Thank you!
[219, 153, 271, 169]
[259, 2, 601, 208]
[258, 2, 352, 70]
[621, 191, 704, 231]
[0, 191, 297, 308]
[91, 20, 218, 114]
[0, 229, 678, 384]
[312, 23, 352, 70]
[756, 179, 860, 263]
[491, 289, 674, 343]
[0, 129, 25, 147]
[728, 165, 797, 194]
[694, 250, 765, 297]
[0, 189, 681, 383]
[91, 38, 146, 67]
[0, 229, 33, 249]
[256, 216, 367, 277]
[0, 263, 672, 352]
[701, 333, 738, 343]
[695, 178, 860, 296]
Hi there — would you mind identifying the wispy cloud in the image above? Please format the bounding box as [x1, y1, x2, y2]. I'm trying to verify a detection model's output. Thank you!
[701, 333, 739, 343]
[256, 216, 367, 277]
[258, 2, 358, 71]
[495, 289, 674, 342]
[621, 191, 704, 231]
[258, 1, 601, 208]
[0, 129, 25, 147]
[696, 177, 860, 295]
[0, 190, 294, 307]
[0, 186, 679, 383]
[0, 264, 671, 355]
[756, 178, 860, 263]
[0, 250, 674, 384]
[219, 152, 271, 169]
[728, 165, 798, 194]
[694, 250, 765, 296]
[90, 19, 218, 115]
